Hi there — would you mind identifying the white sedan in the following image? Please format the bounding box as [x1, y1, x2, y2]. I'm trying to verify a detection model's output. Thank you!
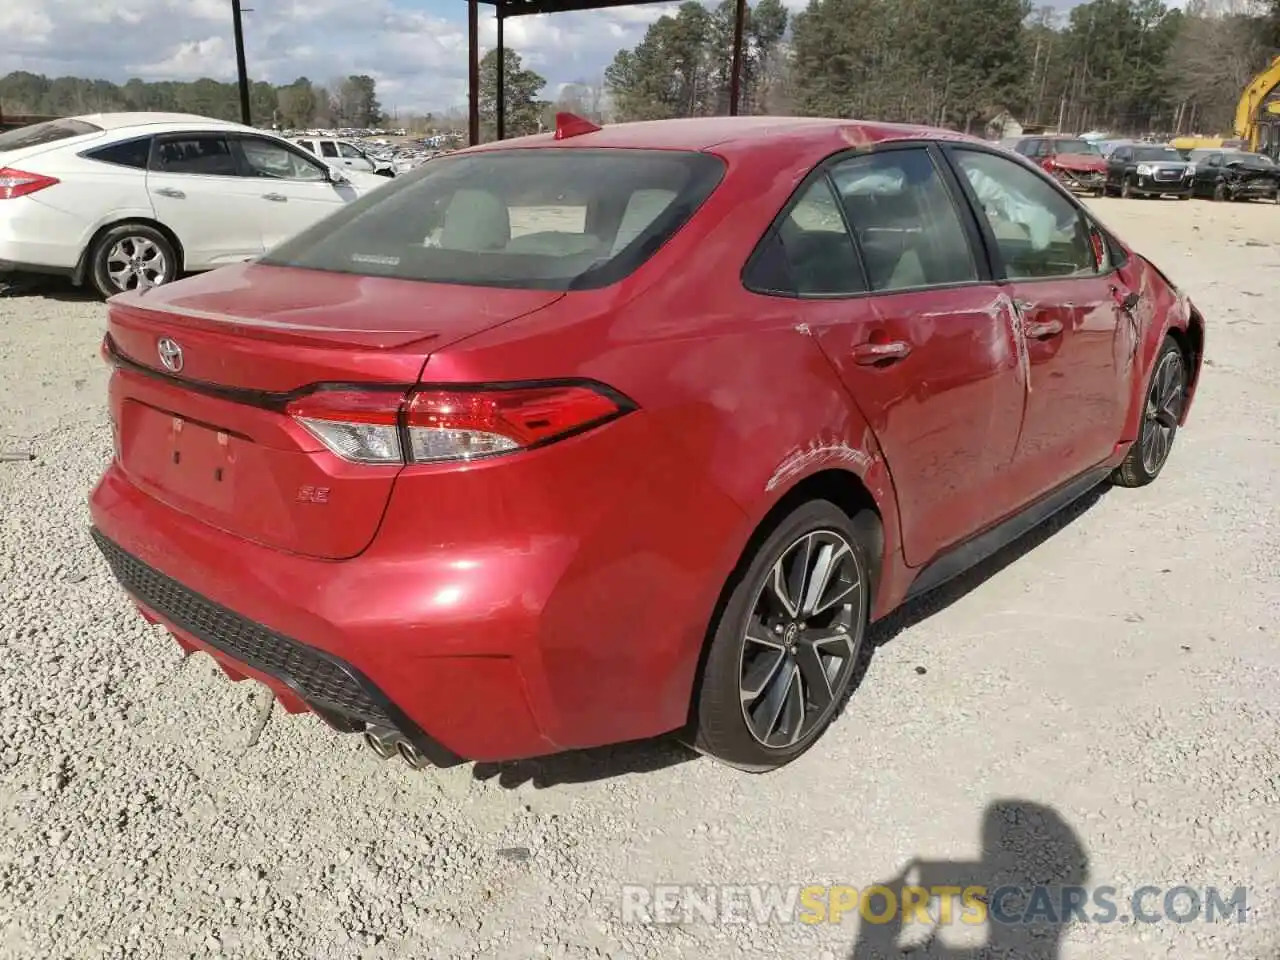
[0, 112, 388, 297]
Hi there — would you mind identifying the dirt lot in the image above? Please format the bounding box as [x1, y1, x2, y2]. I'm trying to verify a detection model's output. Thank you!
[0, 198, 1277, 960]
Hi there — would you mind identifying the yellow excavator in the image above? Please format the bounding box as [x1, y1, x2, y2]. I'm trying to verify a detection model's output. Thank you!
[1233, 54, 1280, 160]
[1169, 57, 1280, 157]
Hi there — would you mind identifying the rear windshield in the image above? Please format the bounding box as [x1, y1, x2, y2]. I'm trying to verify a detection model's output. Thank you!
[1051, 139, 1099, 155]
[0, 118, 102, 151]
[260, 148, 726, 290]
[1133, 146, 1181, 161]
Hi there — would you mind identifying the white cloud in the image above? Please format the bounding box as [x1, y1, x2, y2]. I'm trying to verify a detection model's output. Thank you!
[0, 0, 683, 113]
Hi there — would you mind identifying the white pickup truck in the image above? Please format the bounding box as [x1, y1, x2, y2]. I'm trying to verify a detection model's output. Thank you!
[291, 136, 397, 178]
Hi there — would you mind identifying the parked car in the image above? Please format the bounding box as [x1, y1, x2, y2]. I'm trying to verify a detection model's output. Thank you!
[1096, 138, 1136, 158]
[1005, 135, 1108, 194]
[0, 112, 388, 297]
[1104, 143, 1194, 198]
[89, 114, 1204, 774]
[291, 136, 397, 178]
[1186, 148, 1280, 202]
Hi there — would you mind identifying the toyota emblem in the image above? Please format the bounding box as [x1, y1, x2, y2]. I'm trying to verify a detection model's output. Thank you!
[157, 338, 183, 373]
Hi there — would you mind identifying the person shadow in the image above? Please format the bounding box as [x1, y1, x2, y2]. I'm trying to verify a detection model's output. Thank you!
[848, 800, 1089, 960]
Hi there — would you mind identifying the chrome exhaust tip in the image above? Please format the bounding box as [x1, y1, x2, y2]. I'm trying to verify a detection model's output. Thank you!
[363, 727, 397, 760]
[396, 738, 430, 770]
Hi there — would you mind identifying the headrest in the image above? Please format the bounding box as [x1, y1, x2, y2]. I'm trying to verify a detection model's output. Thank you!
[440, 189, 511, 251]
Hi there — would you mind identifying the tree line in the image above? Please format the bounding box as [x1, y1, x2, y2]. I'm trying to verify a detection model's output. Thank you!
[0, 72, 385, 130]
[602, 0, 1280, 137]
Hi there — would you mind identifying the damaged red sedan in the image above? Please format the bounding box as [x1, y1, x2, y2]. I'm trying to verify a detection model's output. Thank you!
[90, 115, 1204, 773]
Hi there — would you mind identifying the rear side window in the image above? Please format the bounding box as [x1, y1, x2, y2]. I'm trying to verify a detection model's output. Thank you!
[296, 139, 316, 153]
[0, 118, 102, 151]
[319, 141, 339, 158]
[153, 136, 238, 176]
[745, 178, 864, 297]
[829, 149, 977, 291]
[84, 138, 152, 170]
[260, 148, 726, 291]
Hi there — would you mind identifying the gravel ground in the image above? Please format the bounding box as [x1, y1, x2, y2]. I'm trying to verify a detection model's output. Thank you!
[1, 197, 1277, 960]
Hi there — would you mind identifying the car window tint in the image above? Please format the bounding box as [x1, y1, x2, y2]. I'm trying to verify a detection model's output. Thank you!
[237, 137, 327, 181]
[338, 142, 363, 159]
[746, 177, 864, 297]
[260, 148, 725, 291]
[830, 149, 977, 291]
[296, 139, 315, 153]
[85, 137, 152, 169]
[953, 149, 1097, 280]
[154, 136, 238, 176]
[0, 118, 102, 151]
[320, 141, 339, 158]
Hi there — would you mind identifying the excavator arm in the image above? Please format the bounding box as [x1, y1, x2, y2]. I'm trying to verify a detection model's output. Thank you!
[1235, 55, 1280, 150]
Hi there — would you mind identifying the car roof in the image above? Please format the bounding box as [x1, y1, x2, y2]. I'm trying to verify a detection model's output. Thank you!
[68, 112, 251, 133]
[467, 116, 982, 161]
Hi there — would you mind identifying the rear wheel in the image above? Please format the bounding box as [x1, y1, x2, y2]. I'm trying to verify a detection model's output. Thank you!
[689, 500, 873, 772]
[1112, 337, 1187, 488]
[88, 224, 177, 299]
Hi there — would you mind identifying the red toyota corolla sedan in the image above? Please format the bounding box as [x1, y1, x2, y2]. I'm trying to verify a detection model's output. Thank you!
[89, 115, 1204, 773]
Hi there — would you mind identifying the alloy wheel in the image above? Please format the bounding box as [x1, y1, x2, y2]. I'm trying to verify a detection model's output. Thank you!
[738, 529, 865, 749]
[106, 236, 168, 292]
[1140, 349, 1185, 476]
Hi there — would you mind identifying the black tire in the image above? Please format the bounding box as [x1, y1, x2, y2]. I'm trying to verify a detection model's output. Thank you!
[689, 500, 875, 772]
[1212, 181, 1227, 202]
[1112, 337, 1188, 488]
[87, 223, 178, 299]
[1120, 177, 1133, 199]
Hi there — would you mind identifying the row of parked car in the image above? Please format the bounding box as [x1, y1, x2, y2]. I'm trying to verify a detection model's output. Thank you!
[997, 134, 1280, 203]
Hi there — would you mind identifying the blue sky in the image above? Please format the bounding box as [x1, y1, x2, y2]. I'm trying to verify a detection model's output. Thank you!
[0, 0, 1093, 115]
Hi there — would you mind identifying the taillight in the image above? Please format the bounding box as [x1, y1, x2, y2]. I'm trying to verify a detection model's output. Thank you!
[287, 389, 407, 464]
[0, 167, 59, 200]
[285, 381, 632, 466]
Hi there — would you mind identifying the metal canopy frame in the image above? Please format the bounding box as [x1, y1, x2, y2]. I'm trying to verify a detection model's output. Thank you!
[467, 0, 749, 144]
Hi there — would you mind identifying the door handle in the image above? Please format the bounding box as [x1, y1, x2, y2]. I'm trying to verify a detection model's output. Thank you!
[1023, 319, 1063, 339]
[1111, 285, 1140, 312]
[154, 187, 185, 199]
[851, 340, 912, 365]
[262, 192, 287, 202]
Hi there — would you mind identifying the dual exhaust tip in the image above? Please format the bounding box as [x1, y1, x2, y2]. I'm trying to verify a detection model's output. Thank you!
[363, 726, 430, 769]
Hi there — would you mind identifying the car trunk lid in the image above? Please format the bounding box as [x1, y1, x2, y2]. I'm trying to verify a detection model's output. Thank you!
[105, 262, 564, 559]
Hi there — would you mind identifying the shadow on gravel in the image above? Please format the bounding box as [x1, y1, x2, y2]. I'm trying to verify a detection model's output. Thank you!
[471, 735, 697, 789]
[848, 799, 1089, 960]
[472, 484, 1111, 788]
[0, 274, 98, 302]
[864, 482, 1111, 653]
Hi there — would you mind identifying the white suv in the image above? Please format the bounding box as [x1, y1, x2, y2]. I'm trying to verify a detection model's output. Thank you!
[0, 112, 388, 297]
[292, 137, 397, 178]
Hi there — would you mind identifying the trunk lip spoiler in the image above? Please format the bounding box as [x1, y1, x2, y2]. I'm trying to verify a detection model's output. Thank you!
[102, 332, 641, 416]
[103, 332, 413, 413]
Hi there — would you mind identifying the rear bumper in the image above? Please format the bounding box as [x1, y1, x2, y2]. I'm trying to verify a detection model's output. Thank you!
[88, 412, 745, 762]
[0, 198, 85, 272]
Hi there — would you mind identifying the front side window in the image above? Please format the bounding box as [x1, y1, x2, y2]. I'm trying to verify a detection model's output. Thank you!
[237, 137, 327, 181]
[260, 148, 725, 290]
[829, 148, 977, 291]
[153, 136, 238, 176]
[745, 177, 864, 297]
[952, 149, 1097, 280]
